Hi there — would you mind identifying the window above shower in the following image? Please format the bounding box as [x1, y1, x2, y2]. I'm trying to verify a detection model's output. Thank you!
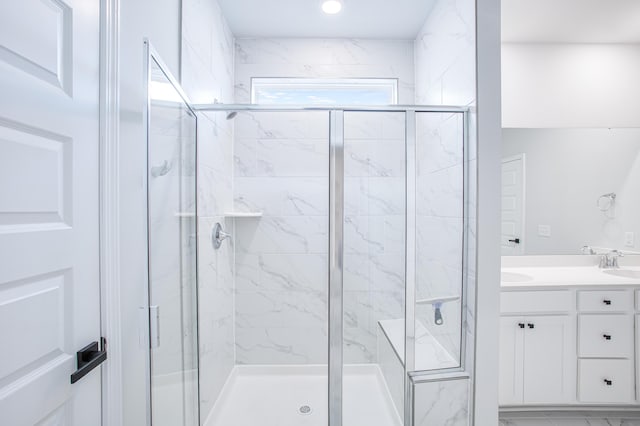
[251, 78, 398, 105]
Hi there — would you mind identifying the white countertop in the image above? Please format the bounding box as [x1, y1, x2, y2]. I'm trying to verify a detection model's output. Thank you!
[501, 265, 640, 289]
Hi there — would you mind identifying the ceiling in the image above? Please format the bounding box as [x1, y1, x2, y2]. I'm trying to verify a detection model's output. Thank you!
[503, 0, 640, 43]
[216, 0, 436, 39]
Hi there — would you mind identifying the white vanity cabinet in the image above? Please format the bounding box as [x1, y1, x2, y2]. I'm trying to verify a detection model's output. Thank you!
[577, 289, 636, 404]
[499, 290, 576, 405]
[500, 285, 640, 409]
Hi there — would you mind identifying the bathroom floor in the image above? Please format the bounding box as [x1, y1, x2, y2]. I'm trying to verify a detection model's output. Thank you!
[204, 364, 402, 426]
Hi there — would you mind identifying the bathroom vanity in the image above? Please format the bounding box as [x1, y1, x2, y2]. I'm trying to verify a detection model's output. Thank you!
[500, 257, 640, 410]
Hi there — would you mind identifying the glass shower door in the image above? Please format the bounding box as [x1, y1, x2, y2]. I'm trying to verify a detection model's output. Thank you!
[146, 50, 199, 426]
[341, 111, 406, 426]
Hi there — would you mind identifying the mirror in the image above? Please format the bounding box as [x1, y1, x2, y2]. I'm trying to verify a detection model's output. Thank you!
[501, 128, 640, 256]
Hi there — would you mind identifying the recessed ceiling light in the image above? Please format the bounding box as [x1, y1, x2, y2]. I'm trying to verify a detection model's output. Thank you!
[322, 0, 343, 15]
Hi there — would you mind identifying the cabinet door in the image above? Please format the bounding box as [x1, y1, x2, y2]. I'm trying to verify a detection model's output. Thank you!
[523, 315, 576, 404]
[499, 316, 525, 405]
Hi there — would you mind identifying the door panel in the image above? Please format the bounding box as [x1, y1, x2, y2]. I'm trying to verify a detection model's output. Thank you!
[501, 156, 524, 255]
[0, 0, 102, 424]
[523, 315, 575, 404]
[499, 316, 524, 405]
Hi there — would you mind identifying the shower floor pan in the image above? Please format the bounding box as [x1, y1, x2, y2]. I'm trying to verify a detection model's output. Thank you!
[204, 364, 402, 426]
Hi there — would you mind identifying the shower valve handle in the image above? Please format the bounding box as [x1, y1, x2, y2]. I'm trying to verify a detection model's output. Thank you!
[212, 223, 232, 249]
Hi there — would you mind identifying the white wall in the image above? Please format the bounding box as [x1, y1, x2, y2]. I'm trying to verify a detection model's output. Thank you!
[180, 0, 236, 420]
[117, 1, 182, 424]
[502, 43, 640, 128]
[503, 128, 640, 255]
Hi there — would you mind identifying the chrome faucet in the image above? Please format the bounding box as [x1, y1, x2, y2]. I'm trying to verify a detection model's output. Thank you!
[581, 245, 596, 255]
[599, 250, 624, 269]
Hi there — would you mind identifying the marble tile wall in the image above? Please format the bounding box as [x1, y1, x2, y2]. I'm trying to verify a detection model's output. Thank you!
[233, 39, 414, 364]
[413, 0, 477, 423]
[413, 376, 470, 426]
[181, 0, 236, 419]
[415, 111, 465, 360]
[233, 110, 330, 364]
[414, 0, 476, 366]
[234, 39, 415, 104]
[343, 111, 406, 363]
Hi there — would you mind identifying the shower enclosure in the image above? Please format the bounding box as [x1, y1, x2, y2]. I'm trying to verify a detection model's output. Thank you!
[145, 46, 469, 426]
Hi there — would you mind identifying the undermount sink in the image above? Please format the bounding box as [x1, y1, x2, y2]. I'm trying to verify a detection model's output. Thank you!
[603, 269, 640, 279]
[501, 271, 534, 283]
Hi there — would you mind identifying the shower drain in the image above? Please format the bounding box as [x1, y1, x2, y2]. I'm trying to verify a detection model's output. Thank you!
[298, 405, 312, 415]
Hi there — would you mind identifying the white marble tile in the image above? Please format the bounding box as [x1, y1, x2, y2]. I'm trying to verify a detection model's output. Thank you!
[256, 139, 329, 177]
[233, 138, 257, 177]
[417, 215, 464, 261]
[235, 111, 329, 140]
[345, 139, 405, 178]
[235, 290, 327, 328]
[368, 177, 406, 215]
[413, 377, 469, 426]
[235, 326, 328, 365]
[235, 253, 328, 293]
[344, 215, 373, 255]
[235, 39, 415, 104]
[235, 216, 328, 254]
[344, 253, 372, 292]
[344, 291, 372, 330]
[417, 112, 464, 174]
[344, 323, 376, 363]
[182, 0, 236, 419]
[234, 177, 328, 216]
[369, 215, 405, 255]
[417, 164, 464, 218]
[344, 177, 370, 215]
[345, 112, 385, 139]
[371, 290, 405, 322]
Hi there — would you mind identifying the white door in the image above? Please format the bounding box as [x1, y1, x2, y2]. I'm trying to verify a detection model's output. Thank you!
[499, 316, 525, 405]
[0, 0, 102, 425]
[501, 155, 525, 255]
[522, 315, 576, 404]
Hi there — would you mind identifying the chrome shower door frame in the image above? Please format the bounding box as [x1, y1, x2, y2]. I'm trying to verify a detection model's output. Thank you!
[191, 103, 468, 426]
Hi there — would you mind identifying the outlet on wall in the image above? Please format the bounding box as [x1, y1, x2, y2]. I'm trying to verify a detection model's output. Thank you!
[538, 224, 551, 238]
[625, 232, 635, 247]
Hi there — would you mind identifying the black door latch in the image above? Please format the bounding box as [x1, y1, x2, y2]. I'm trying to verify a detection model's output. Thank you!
[508, 238, 521, 244]
[71, 338, 107, 384]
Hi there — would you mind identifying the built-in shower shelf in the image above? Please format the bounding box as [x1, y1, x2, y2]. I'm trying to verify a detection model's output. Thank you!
[174, 212, 196, 218]
[224, 211, 263, 218]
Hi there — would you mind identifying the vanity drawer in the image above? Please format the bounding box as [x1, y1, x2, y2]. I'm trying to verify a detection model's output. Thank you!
[578, 314, 633, 358]
[501, 290, 573, 314]
[578, 290, 633, 312]
[578, 359, 635, 404]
